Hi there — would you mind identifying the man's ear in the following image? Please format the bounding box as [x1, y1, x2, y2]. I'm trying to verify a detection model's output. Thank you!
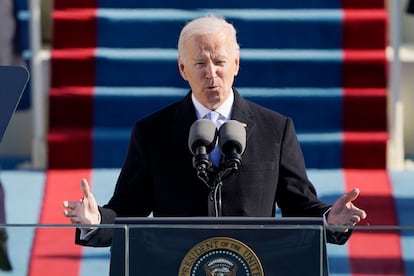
[234, 56, 240, 76]
[178, 58, 187, 80]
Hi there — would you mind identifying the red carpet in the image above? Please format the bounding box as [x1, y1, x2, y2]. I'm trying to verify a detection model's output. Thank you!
[345, 170, 405, 275]
[48, 3, 96, 169]
[341, 4, 388, 169]
[28, 170, 91, 276]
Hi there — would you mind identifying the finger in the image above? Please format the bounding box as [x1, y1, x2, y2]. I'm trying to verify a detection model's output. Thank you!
[63, 200, 77, 210]
[64, 207, 82, 217]
[361, 209, 367, 219]
[70, 217, 81, 224]
[64, 209, 76, 217]
[350, 215, 362, 224]
[355, 208, 367, 219]
[80, 178, 91, 199]
[343, 188, 360, 204]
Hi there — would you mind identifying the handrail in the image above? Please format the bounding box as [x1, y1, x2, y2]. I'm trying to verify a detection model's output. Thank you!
[28, 0, 47, 169]
[388, 0, 405, 169]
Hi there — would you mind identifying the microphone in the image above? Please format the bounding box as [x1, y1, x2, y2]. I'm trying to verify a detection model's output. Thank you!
[188, 119, 217, 176]
[218, 120, 246, 172]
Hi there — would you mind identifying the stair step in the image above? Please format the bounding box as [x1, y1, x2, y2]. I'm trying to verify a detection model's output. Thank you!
[49, 86, 386, 132]
[53, 0, 385, 10]
[52, 8, 386, 50]
[47, 128, 93, 168]
[50, 48, 386, 88]
[47, 128, 387, 169]
[342, 131, 388, 169]
[343, 88, 387, 131]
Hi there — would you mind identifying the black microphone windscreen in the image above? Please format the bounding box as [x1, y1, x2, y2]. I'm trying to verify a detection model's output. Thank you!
[188, 119, 217, 154]
[218, 120, 246, 155]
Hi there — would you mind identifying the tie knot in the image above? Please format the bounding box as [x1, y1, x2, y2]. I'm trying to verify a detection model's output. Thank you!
[209, 111, 220, 122]
[205, 111, 224, 129]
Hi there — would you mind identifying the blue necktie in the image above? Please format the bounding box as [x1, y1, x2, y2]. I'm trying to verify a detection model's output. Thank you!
[207, 111, 223, 166]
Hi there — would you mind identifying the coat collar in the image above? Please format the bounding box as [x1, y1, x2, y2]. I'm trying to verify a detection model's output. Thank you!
[173, 88, 256, 137]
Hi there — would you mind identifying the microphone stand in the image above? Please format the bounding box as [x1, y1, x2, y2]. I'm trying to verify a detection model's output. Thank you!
[212, 178, 223, 217]
[211, 161, 239, 217]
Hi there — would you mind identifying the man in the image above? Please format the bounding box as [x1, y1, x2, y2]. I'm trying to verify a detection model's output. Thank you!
[63, 15, 367, 247]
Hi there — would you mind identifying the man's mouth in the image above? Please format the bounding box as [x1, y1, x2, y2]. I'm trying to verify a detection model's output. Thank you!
[207, 86, 219, 90]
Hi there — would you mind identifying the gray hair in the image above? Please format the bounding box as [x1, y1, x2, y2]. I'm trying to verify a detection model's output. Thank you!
[177, 14, 240, 61]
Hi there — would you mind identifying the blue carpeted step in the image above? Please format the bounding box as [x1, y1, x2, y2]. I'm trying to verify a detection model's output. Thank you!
[92, 87, 343, 133]
[55, 0, 343, 10]
[50, 86, 386, 131]
[53, 8, 387, 50]
[52, 48, 385, 88]
[99, 0, 342, 9]
[89, 128, 387, 168]
[94, 9, 342, 49]
[298, 132, 343, 168]
[52, 48, 347, 88]
[92, 127, 130, 168]
[90, 127, 344, 168]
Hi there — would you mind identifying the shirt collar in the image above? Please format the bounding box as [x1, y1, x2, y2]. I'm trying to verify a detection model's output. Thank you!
[192, 90, 234, 120]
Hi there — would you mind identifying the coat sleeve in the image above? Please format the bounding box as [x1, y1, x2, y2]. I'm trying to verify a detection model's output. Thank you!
[74, 206, 117, 247]
[276, 118, 352, 244]
[74, 122, 152, 247]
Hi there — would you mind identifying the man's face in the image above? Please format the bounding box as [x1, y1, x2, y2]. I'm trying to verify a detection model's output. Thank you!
[178, 31, 240, 110]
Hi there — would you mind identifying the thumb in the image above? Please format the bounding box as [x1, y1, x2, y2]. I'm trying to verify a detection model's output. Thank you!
[80, 178, 92, 199]
[343, 188, 360, 204]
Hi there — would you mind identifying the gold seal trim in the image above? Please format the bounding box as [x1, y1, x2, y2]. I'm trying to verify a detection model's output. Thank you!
[178, 237, 264, 276]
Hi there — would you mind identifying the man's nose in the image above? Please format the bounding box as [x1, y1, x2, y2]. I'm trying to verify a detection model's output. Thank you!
[205, 63, 217, 79]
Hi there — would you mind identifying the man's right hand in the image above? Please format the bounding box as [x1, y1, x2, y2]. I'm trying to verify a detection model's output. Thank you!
[63, 178, 100, 227]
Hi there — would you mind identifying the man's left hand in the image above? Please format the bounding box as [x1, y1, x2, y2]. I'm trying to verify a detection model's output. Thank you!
[327, 188, 367, 232]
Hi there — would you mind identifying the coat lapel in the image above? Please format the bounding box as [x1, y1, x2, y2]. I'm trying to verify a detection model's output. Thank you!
[171, 92, 198, 154]
[231, 88, 256, 142]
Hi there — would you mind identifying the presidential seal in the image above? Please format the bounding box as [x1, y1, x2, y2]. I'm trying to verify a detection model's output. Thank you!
[178, 237, 264, 276]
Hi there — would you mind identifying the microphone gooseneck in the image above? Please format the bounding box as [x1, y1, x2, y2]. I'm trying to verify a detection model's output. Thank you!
[188, 118, 247, 217]
[211, 120, 246, 217]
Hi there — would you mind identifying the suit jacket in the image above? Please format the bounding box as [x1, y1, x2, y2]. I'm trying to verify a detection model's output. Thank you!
[76, 88, 350, 246]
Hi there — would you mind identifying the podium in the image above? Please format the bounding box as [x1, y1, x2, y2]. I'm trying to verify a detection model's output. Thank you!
[110, 217, 329, 276]
[0, 66, 30, 141]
